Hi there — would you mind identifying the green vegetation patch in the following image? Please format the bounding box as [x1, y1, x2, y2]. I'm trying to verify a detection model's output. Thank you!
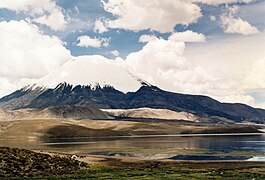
[68, 166, 265, 180]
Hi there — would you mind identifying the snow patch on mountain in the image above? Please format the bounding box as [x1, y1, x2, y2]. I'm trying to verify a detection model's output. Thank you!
[34, 55, 146, 93]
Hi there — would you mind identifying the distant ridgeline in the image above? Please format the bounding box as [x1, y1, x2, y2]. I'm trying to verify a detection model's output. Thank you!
[0, 82, 265, 123]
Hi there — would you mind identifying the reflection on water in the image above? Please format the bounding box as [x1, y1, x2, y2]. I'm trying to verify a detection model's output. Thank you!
[1, 134, 265, 160]
[247, 156, 265, 161]
[42, 134, 265, 153]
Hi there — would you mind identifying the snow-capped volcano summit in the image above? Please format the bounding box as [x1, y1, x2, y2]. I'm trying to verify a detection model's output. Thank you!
[36, 55, 149, 93]
[1, 55, 265, 123]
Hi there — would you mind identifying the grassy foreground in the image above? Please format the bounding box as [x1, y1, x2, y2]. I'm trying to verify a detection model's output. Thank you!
[80, 166, 265, 180]
[1, 147, 265, 179]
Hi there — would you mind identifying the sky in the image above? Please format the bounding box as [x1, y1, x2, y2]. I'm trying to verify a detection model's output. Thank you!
[0, 0, 265, 108]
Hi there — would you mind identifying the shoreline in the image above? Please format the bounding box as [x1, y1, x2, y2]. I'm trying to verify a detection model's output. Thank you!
[1, 147, 265, 179]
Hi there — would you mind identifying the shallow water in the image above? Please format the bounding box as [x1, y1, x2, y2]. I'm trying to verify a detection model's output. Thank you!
[43, 133, 265, 152]
[1, 133, 265, 160]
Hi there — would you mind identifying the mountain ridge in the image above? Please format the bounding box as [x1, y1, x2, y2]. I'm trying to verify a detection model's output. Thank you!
[1, 83, 264, 123]
[1, 56, 264, 123]
[0, 105, 112, 120]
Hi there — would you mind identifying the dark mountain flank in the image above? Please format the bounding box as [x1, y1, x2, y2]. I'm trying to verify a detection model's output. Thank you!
[0, 83, 265, 123]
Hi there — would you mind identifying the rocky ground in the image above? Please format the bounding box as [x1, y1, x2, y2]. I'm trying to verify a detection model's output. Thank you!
[0, 147, 88, 179]
[1, 147, 265, 179]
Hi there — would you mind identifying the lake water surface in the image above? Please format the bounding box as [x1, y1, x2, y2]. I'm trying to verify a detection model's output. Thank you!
[44, 133, 265, 151]
[1, 133, 265, 161]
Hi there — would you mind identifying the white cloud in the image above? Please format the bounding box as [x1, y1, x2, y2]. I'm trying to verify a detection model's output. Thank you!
[76, 35, 110, 48]
[245, 58, 265, 89]
[139, 35, 158, 43]
[32, 8, 67, 31]
[220, 94, 255, 106]
[193, 0, 254, 5]
[209, 15, 216, 21]
[184, 32, 265, 106]
[125, 35, 210, 96]
[100, 0, 202, 33]
[0, 0, 68, 31]
[94, 18, 108, 33]
[111, 50, 120, 57]
[220, 6, 259, 35]
[0, 20, 71, 97]
[221, 16, 259, 35]
[169, 30, 206, 42]
[122, 31, 265, 107]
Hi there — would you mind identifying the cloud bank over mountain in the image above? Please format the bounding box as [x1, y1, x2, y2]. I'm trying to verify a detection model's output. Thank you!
[0, 0, 265, 108]
[0, 20, 71, 96]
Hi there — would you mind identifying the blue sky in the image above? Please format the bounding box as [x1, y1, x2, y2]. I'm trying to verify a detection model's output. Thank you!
[0, 0, 265, 108]
[50, 0, 265, 57]
[0, 0, 263, 58]
[1, 0, 262, 58]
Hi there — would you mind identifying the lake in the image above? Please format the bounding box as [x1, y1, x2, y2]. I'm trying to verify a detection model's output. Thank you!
[1, 133, 265, 161]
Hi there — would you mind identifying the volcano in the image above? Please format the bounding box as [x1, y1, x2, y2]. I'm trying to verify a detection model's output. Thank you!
[0, 56, 265, 123]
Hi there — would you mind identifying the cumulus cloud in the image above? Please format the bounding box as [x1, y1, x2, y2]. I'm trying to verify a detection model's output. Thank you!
[0, 20, 71, 97]
[32, 8, 67, 31]
[0, 0, 68, 31]
[209, 15, 216, 21]
[0, 77, 34, 98]
[94, 18, 108, 33]
[169, 31, 206, 42]
[193, 0, 254, 5]
[124, 34, 210, 95]
[122, 31, 265, 107]
[245, 58, 265, 89]
[76, 35, 110, 48]
[220, 6, 259, 35]
[100, 0, 202, 33]
[139, 35, 158, 43]
[111, 50, 120, 57]
[184, 32, 265, 106]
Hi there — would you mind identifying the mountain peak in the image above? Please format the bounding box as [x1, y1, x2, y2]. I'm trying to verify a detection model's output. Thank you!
[35, 55, 147, 93]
